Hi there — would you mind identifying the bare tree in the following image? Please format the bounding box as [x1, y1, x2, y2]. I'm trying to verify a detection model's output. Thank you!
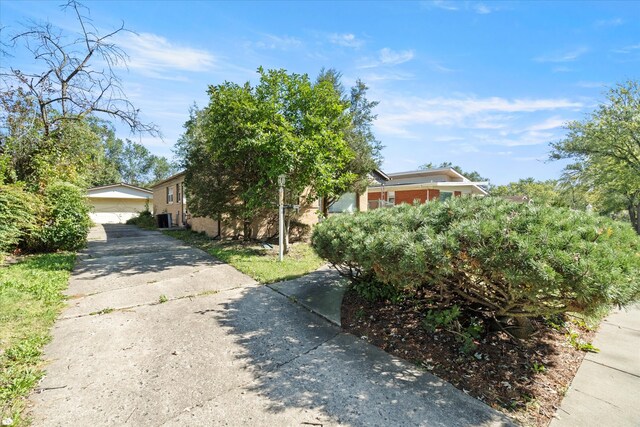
[1, 0, 159, 137]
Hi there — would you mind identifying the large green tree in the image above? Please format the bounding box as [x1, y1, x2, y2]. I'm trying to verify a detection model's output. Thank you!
[1, 1, 158, 190]
[179, 68, 376, 239]
[550, 81, 640, 233]
[316, 69, 383, 212]
[490, 178, 576, 207]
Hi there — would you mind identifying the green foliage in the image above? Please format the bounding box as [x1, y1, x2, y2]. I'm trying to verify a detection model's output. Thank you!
[423, 306, 462, 332]
[126, 210, 156, 229]
[24, 182, 91, 252]
[490, 178, 579, 208]
[422, 305, 483, 354]
[178, 67, 379, 238]
[0, 184, 41, 255]
[0, 253, 74, 424]
[312, 197, 640, 325]
[567, 331, 600, 353]
[531, 362, 546, 373]
[550, 80, 640, 234]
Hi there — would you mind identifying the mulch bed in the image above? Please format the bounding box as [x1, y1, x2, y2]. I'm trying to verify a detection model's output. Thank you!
[341, 288, 596, 426]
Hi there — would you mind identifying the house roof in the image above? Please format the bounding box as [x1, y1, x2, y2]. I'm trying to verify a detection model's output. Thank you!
[370, 168, 489, 195]
[87, 183, 153, 200]
[150, 171, 186, 189]
[88, 183, 152, 194]
[369, 168, 390, 183]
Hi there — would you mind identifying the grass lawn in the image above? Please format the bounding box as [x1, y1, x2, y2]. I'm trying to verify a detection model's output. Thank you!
[0, 253, 75, 426]
[163, 229, 324, 283]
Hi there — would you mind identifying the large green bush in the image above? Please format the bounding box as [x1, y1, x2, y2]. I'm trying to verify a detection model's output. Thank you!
[312, 197, 640, 321]
[0, 184, 42, 255]
[24, 182, 91, 252]
[126, 209, 156, 229]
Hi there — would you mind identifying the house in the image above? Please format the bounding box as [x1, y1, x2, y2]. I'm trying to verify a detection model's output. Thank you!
[151, 171, 194, 228]
[367, 168, 487, 209]
[151, 170, 374, 239]
[87, 183, 152, 224]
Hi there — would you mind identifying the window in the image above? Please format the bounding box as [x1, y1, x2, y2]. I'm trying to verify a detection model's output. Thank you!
[329, 192, 356, 213]
[387, 191, 395, 205]
[439, 191, 452, 202]
[167, 186, 174, 203]
[176, 183, 181, 203]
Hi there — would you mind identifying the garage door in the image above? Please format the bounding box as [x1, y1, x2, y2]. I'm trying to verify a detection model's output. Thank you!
[89, 199, 146, 224]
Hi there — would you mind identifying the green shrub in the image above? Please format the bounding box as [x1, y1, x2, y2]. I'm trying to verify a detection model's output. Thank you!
[312, 197, 640, 322]
[126, 210, 156, 229]
[0, 184, 42, 255]
[24, 182, 91, 252]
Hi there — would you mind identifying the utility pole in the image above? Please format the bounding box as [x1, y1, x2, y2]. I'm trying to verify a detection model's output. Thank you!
[278, 174, 285, 262]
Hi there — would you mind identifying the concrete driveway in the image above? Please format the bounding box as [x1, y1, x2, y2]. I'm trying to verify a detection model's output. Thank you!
[29, 225, 512, 426]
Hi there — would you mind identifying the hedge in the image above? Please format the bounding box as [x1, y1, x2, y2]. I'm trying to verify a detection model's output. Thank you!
[312, 197, 640, 321]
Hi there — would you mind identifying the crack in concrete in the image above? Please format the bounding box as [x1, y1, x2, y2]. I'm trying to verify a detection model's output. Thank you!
[58, 284, 250, 321]
[65, 265, 235, 299]
[272, 331, 340, 371]
[583, 358, 640, 379]
[573, 388, 621, 409]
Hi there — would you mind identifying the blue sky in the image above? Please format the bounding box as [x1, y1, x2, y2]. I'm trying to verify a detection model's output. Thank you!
[2, 1, 639, 184]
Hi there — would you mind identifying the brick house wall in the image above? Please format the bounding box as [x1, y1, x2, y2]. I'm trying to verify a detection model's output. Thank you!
[152, 174, 187, 227]
[395, 189, 440, 205]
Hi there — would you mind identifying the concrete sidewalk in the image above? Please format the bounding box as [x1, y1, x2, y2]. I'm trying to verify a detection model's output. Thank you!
[268, 266, 347, 326]
[29, 224, 513, 426]
[551, 304, 640, 427]
[271, 265, 640, 427]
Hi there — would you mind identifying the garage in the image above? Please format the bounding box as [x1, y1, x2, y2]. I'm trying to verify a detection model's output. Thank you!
[87, 183, 153, 224]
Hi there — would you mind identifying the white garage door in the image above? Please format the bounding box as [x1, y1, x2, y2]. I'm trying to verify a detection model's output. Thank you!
[89, 199, 146, 224]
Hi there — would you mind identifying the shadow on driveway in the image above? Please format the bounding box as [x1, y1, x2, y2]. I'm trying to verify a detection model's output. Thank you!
[206, 285, 514, 427]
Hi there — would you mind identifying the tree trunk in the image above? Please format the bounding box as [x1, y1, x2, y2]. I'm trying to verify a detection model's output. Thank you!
[628, 202, 640, 235]
[243, 220, 252, 241]
[321, 196, 329, 217]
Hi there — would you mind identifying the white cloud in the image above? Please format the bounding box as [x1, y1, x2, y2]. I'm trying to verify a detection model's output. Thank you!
[595, 18, 623, 27]
[358, 48, 415, 69]
[380, 48, 415, 65]
[474, 130, 556, 147]
[423, 1, 497, 14]
[360, 71, 414, 82]
[425, 0, 459, 11]
[328, 33, 364, 48]
[613, 43, 640, 54]
[427, 61, 457, 73]
[252, 34, 303, 50]
[534, 47, 589, 63]
[552, 66, 573, 73]
[472, 3, 492, 14]
[373, 94, 583, 144]
[525, 117, 566, 132]
[118, 32, 215, 75]
[576, 81, 607, 88]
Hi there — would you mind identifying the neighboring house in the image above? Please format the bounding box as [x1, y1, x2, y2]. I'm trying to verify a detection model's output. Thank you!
[87, 183, 152, 224]
[151, 170, 374, 238]
[367, 168, 487, 209]
[324, 168, 389, 214]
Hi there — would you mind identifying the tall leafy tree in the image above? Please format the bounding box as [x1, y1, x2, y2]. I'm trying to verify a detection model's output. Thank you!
[490, 178, 575, 207]
[317, 69, 382, 213]
[0, 1, 158, 190]
[550, 81, 640, 233]
[179, 68, 362, 239]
